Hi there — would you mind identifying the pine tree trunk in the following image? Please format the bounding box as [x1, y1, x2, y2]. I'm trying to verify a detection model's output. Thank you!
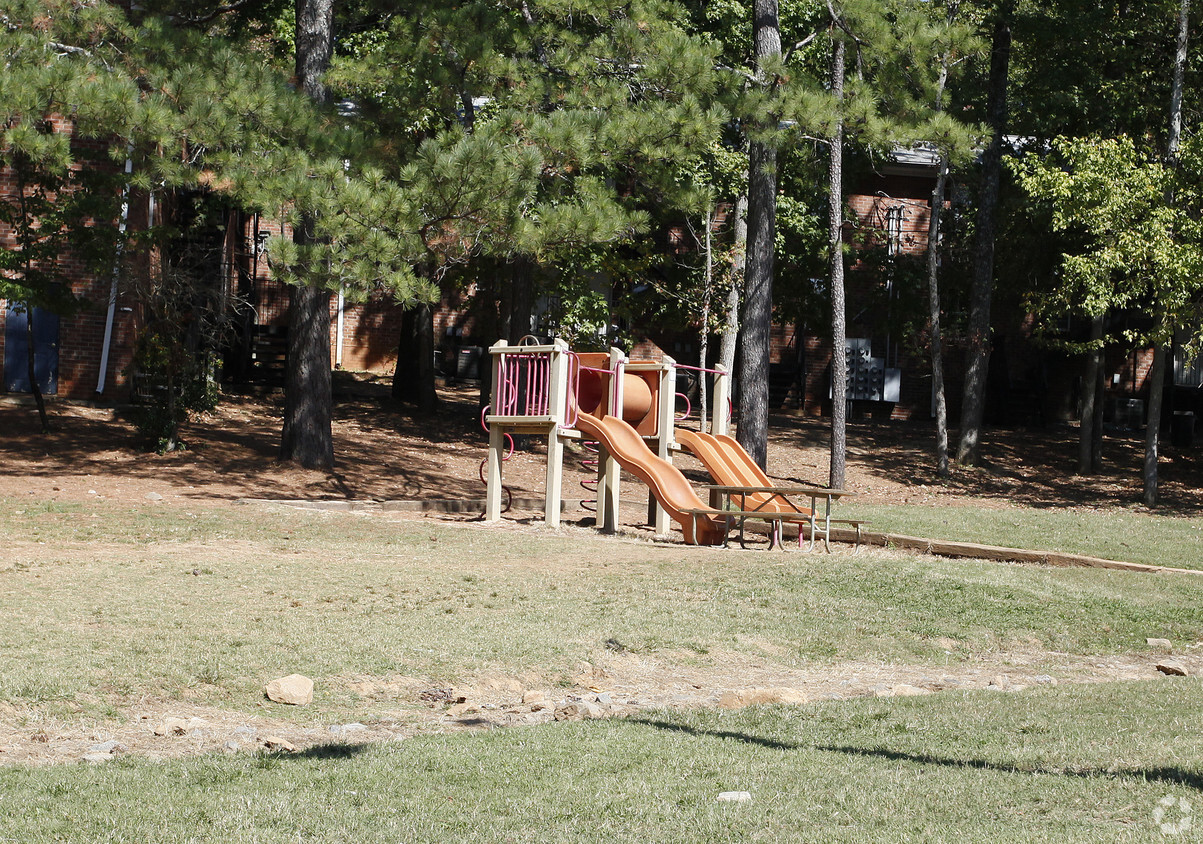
[927, 158, 949, 479]
[24, 304, 48, 434]
[699, 206, 713, 430]
[393, 302, 439, 413]
[507, 257, 534, 343]
[280, 0, 335, 470]
[281, 282, 334, 470]
[956, 4, 1012, 466]
[1078, 314, 1104, 474]
[828, 36, 847, 491]
[737, 0, 781, 471]
[926, 9, 956, 480]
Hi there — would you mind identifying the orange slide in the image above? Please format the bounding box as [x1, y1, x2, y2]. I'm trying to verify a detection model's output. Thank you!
[676, 429, 812, 518]
[574, 414, 725, 546]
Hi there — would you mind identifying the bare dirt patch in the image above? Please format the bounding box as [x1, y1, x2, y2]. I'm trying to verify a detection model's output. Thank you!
[4, 381, 1201, 515]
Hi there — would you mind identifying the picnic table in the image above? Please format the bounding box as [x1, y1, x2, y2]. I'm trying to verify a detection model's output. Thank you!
[695, 485, 861, 552]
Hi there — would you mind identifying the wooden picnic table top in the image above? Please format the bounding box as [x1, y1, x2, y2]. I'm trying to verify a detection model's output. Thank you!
[701, 484, 856, 498]
[682, 507, 811, 520]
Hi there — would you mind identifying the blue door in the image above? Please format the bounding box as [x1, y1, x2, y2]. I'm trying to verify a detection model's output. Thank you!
[4, 303, 59, 394]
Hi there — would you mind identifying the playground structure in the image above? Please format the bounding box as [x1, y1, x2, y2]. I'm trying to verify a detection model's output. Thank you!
[482, 337, 802, 546]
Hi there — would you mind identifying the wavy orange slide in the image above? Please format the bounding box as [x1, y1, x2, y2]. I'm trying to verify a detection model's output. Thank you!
[676, 429, 812, 518]
[574, 414, 724, 546]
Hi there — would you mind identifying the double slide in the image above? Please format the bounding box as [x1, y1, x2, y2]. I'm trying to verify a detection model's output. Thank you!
[574, 414, 725, 546]
[573, 414, 807, 546]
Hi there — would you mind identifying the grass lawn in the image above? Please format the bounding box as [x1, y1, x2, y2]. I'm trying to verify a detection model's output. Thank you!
[839, 501, 1203, 571]
[1, 680, 1200, 842]
[2, 496, 1202, 840]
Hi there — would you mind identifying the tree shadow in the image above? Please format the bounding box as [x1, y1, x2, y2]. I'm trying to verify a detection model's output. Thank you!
[633, 717, 1203, 791]
[268, 742, 373, 761]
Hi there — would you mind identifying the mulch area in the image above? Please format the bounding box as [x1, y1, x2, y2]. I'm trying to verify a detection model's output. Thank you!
[2, 381, 1202, 517]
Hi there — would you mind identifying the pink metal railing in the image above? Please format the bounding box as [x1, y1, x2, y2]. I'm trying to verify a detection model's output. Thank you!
[490, 347, 580, 430]
[671, 362, 727, 425]
[495, 351, 551, 417]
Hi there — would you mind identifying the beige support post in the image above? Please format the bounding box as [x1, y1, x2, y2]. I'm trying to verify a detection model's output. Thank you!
[484, 340, 509, 522]
[543, 339, 570, 527]
[650, 356, 675, 535]
[597, 347, 626, 534]
[712, 363, 731, 436]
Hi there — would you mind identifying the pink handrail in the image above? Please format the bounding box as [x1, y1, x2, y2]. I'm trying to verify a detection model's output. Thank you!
[673, 362, 728, 376]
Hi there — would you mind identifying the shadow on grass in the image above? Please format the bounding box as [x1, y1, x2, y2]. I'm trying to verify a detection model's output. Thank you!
[817, 745, 1203, 793]
[634, 718, 1203, 791]
[264, 742, 372, 761]
[631, 718, 802, 751]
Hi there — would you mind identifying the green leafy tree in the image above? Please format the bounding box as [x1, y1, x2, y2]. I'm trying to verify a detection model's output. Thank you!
[1014, 135, 1203, 505]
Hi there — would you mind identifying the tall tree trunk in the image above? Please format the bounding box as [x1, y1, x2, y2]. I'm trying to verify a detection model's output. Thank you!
[926, 5, 956, 480]
[956, 3, 1013, 466]
[828, 36, 847, 491]
[699, 205, 714, 430]
[738, 0, 781, 470]
[393, 301, 439, 413]
[1144, 342, 1167, 506]
[1144, 0, 1191, 505]
[927, 157, 950, 479]
[281, 283, 334, 469]
[1078, 313, 1104, 474]
[24, 303, 49, 434]
[719, 193, 746, 376]
[507, 256, 534, 344]
[280, 0, 335, 470]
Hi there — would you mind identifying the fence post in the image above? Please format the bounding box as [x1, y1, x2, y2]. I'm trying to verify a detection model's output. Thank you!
[650, 356, 675, 534]
[484, 340, 509, 521]
[543, 339, 569, 527]
[597, 347, 626, 533]
[712, 363, 731, 436]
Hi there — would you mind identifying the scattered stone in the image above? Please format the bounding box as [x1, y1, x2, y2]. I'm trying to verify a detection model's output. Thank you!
[154, 717, 189, 737]
[529, 699, 552, 712]
[890, 684, 932, 697]
[224, 741, 240, 752]
[1031, 675, 1058, 686]
[581, 702, 605, 719]
[328, 723, 367, 735]
[987, 675, 1013, 691]
[144, 492, 163, 501]
[446, 702, 477, 718]
[262, 736, 297, 752]
[596, 692, 613, 706]
[233, 725, 257, 737]
[81, 753, 114, 764]
[1147, 638, 1174, 653]
[716, 792, 753, 803]
[88, 740, 121, 755]
[718, 688, 808, 709]
[554, 702, 584, 721]
[521, 690, 545, 705]
[1157, 660, 1190, 677]
[266, 674, 314, 705]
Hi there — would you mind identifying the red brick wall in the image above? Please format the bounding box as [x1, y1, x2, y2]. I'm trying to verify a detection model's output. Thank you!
[0, 117, 137, 400]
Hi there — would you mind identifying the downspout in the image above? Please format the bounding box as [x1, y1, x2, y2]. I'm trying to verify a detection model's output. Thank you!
[335, 287, 345, 368]
[96, 150, 134, 395]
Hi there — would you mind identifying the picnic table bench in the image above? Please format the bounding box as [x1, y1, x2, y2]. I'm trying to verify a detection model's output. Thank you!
[688, 485, 863, 552]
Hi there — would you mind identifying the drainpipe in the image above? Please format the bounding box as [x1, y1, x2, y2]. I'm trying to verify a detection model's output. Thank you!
[335, 286, 345, 368]
[96, 150, 134, 395]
